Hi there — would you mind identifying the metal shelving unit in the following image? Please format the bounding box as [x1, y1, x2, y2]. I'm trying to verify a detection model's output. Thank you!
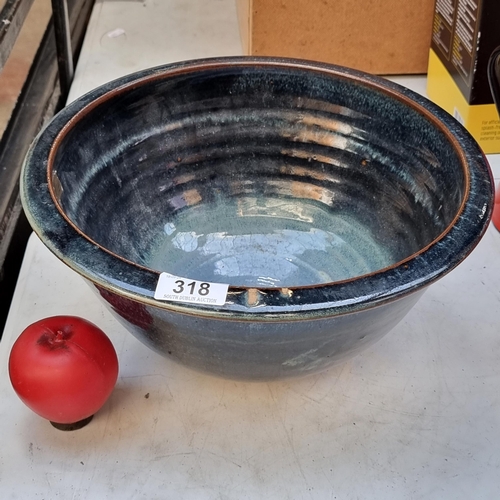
[0, 0, 94, 331]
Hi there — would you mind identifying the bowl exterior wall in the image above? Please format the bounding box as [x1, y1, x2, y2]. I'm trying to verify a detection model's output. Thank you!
[93, 282, 424, 379]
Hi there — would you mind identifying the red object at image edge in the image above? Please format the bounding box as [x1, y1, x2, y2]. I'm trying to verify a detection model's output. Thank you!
[493, 183, 500, 231]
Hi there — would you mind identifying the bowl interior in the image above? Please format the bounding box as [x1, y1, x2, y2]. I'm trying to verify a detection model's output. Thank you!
[50, 65, 465, 288]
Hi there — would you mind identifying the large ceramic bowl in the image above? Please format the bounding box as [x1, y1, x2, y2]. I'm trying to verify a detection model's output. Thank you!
[21, 57, 493, 379]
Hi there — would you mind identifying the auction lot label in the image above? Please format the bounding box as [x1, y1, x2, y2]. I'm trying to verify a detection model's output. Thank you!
[154, 273, 229, 306]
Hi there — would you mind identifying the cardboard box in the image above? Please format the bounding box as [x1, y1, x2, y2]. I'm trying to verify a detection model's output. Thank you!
[427, 0, 500, 154]
[236, 0, 435, 75]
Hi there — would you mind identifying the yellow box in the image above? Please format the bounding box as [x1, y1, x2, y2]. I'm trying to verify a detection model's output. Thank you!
[428, 49, 500, 154]
[426, 1, 500, 154]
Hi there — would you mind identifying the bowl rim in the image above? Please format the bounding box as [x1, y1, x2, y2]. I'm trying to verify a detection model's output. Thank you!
[20, 56, 494, 319]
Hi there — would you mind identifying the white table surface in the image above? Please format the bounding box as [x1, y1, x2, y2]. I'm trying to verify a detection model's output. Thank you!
[2, 1, 500, 498]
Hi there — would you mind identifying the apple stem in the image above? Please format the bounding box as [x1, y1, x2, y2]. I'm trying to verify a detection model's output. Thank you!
[37, 328, 71, 350]
[55, 330, 65, 342]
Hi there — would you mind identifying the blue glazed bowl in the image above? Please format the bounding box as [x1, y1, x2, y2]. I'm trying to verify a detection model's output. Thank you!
[21, 57, 493, 379]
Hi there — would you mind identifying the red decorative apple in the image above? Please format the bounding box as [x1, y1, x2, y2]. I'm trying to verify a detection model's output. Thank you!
[9, 316, 119, 430]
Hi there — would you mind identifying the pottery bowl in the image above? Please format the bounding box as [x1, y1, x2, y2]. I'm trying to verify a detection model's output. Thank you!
[21, 57, 493, 379]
